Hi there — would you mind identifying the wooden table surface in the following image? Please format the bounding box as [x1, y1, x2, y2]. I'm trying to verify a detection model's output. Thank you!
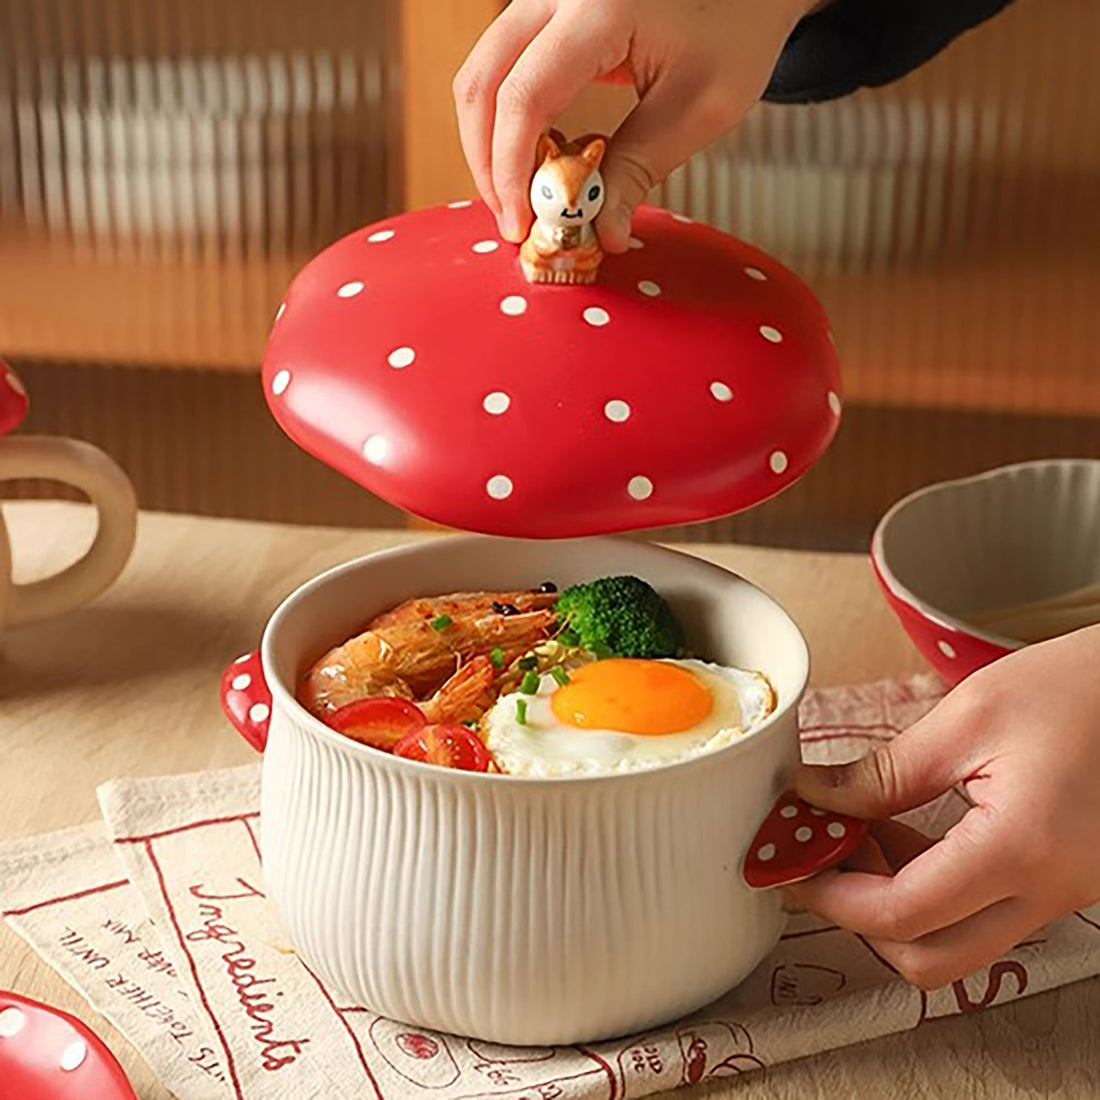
[2, 501, 1096, 1098]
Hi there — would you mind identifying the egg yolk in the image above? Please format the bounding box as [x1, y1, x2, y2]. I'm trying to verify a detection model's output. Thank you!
[550, 659, 712, 735]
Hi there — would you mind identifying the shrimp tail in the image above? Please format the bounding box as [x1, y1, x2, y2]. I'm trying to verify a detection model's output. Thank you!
[421, 656, 497, 726]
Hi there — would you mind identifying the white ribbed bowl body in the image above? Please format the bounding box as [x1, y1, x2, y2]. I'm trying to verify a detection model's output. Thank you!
[259, 536, 809, 1045]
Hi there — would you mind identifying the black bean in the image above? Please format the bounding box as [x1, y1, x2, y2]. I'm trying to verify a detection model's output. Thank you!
[536, 581, 558, 594]
[492, 601, 521, 616]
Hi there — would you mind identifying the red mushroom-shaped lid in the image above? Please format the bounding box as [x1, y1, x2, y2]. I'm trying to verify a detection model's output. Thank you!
[743, 792, 867, 889]
[0, 990, 139, 1100]
[0, 362, 29, 436]
[263, 203, 840, 537]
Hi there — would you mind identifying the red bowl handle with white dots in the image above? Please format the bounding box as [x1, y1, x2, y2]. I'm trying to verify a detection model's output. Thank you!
[0, 990, 139, 1100]
[0, 362, 30, 436]
[219, 650, 272, 753]
[743, 792, 868, 890]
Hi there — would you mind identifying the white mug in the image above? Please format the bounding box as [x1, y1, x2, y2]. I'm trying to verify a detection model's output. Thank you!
[0, 435, 137, 629]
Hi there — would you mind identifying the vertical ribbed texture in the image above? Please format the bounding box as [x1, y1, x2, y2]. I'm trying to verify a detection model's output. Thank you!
[654, 0, 1100, 426]
[0, 0, 396, 368]
[259, 709, 791, 1046]
[3, 1, 1098, 553]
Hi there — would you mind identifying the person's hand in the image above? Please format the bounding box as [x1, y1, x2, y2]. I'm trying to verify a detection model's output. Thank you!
[453, 0, 817, 250]
[788, 623, 1100, 990]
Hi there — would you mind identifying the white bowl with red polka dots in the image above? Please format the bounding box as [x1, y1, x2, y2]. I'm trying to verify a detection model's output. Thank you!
[219, 534, 863, 1045]
[872, 459, 1100, 685]
[261, 202, 840, 537]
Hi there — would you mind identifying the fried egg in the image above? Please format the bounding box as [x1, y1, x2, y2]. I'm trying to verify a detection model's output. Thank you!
[483, 658, 775, 778]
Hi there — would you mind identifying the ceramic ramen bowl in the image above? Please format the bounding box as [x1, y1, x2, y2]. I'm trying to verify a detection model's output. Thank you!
[872, 459, 1100, 685]
[220, 535, 864, 1045]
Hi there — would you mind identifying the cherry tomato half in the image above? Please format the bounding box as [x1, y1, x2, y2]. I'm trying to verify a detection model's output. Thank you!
[393, 724, 492, 772]
[327, 697, 426, 751]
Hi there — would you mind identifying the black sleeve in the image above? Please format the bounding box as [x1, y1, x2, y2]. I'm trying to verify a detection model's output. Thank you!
[764, 0, 1016, 104]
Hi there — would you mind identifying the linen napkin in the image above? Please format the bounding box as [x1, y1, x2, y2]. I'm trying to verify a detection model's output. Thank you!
[5, 673, 1100, 1100]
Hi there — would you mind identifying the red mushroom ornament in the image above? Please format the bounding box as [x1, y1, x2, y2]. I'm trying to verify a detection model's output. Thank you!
[263, 202, 841, 538]
[743, 793, 867, 889]
[0, 362, 30, 436]
[0, 991, 139, 1100]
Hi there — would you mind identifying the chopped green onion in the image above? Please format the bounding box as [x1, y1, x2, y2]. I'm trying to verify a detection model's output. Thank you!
[430, 614, 452, 631]
[550, 665, 570, 687]
[518, 656, 538, 671]
[591, 642, 614, 660]
[516, 698, 528, 725]
[520, 671, 541, 694]
[490, 646, 504, 669]
[558, 628, 580, 647]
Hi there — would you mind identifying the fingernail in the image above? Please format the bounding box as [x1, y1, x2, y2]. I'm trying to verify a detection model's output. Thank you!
[597, 211, 630, 254]
[500, 212, 525, 243]
[797, 762, 848, 794]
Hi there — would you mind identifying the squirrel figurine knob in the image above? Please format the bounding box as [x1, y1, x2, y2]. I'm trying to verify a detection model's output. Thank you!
[520, 131, 607, 285]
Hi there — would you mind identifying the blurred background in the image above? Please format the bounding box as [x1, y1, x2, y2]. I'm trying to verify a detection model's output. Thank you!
[1, 0, 1097, 550]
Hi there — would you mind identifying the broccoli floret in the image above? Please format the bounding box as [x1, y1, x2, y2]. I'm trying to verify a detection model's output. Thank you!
[554, 575, 683, 659]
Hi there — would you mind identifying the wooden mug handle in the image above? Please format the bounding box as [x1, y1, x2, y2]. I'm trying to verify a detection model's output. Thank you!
[0, 436, 137, 628]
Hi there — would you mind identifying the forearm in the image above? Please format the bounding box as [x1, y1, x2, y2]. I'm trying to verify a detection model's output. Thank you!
[765, 0, 1016, 104]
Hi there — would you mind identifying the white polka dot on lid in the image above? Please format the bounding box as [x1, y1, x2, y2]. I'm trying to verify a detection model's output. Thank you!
[337, 280, 364, 298]
[362, 435, 390, 464]
[0, 1007, 26, 1037]
[744, 267, 768, 281]
[809, 807, 826, 817]
[234, 653, 251, 664]
[500, 295, 528, 316]
[637, 280, 661, 297]
[828, 390, 842, 416]
[827, 821, 847, 839]
[795, 826, 813, 843]
[583, 306, 610, 327]
[483, 392, 511, 415]
[271, 370, 291, 396]
[628, 237, 645, 249]
[367, 229, 395, 243]
[760, 325, 783, 343]
[757, 843, 776, 862]
[387, 347, 416, 369]
[4, 372, 25, 397]
[938, 640, 957, 659]
[780, 804, 798, 819]
[487, 475, 514, 500]
[672, 213, 693, 223]
[448, 199, 474, 208]
[231, 673, 252, 691]
[60, 1038, 88, 1071]
[627, 476, 653, 501]
[604, 400, 631, 423]
[472, 240, 499, 254]
[770, 451, 789, 475]
[274, 302, 286, 321]
[249, 703, 270, 724]
[710, 382, 734, 403]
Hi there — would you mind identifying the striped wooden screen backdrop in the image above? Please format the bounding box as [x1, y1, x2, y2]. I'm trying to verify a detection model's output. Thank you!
[2, 0, 1098, 550]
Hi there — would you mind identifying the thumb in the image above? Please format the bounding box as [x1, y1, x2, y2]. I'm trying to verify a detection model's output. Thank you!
[596, 74, 744, 253]
[795, 707, 967, 820]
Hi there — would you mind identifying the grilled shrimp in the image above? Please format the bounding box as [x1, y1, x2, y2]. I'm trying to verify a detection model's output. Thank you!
[420, 656, 497, 725]
[299, 590, 557, 718]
